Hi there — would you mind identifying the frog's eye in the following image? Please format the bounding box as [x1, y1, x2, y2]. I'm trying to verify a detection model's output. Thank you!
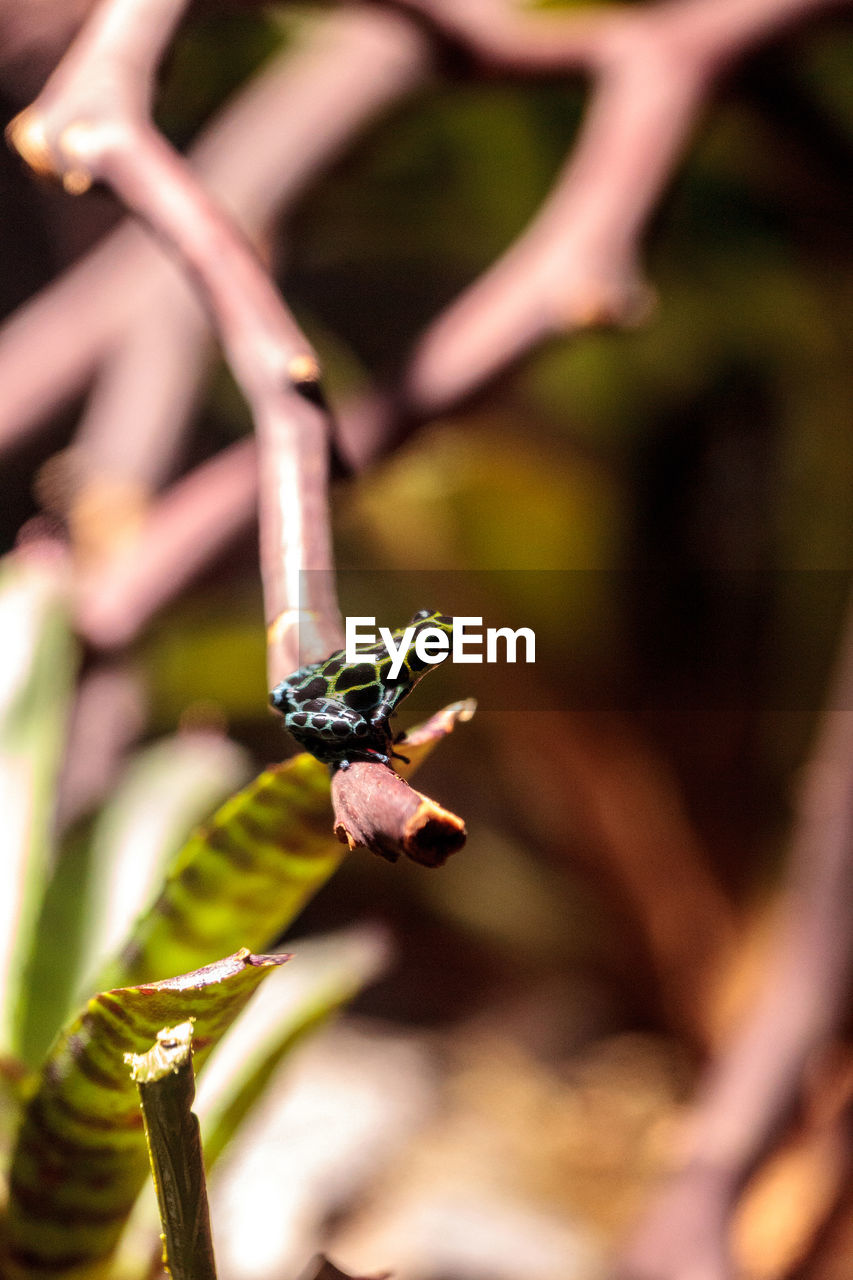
[353, 722, 369, 736]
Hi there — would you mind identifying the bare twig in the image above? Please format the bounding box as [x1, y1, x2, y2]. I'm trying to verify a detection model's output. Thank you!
[379, 0, 849, 427]
[7, 0, 342, 677]
[7, 0, 469, 855]
[330, 699, 474, 863]
[126, 1021, 217, 1280]
[614, 595, 853, 1280]
[73, 437, 258, 649]
[0, 10, 431, 643]
[332, 763, 466, 865]
[0, 8, 430, 472]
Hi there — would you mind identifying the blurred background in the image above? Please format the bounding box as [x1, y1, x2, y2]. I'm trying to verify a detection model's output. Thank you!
[2, 3, 853, 1278]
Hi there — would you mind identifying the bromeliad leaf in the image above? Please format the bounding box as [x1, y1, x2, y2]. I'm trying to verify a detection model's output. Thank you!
[4, 950, 285, 1280]
[19, 730, 252, 1071]
[111, 928, 391, 1277]
[0, 548, 76, 1060]
[4, 705, 472, 1279]
[96, 753, 343, 992]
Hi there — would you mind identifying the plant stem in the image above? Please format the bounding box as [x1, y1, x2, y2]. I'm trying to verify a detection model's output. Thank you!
[127, 1021, 218, 1280]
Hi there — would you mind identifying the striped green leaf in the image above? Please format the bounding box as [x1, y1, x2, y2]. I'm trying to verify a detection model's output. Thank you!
[19, 730, 251, 1071]
[95, 753, 342, 993]
[5, 950, 284, 1280]
[113, 927, 390, 1275]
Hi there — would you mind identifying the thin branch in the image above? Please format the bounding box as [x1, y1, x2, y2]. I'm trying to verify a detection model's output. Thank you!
[364, 0, 852, 432]
[8, 0, 468, 856]
[69, 8, 430, 519]
[8, 0, 342, 677]
[73, 438, 258, 650]
[0, 9, 431, 464]
[331, 763, 466, 865]
[614, 594, 853, 1280]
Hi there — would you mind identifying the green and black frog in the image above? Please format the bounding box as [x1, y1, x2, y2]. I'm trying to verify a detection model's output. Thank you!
[270, 610, 452, 769]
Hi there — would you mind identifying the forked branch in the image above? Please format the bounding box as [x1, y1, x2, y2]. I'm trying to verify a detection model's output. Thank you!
[7, 0, 342, 680]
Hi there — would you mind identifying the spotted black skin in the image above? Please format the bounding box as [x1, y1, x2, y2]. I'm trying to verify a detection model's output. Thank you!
[270, 610, 453, 769]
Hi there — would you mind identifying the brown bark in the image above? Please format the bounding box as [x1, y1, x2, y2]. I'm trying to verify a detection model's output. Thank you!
[331, 761, 466, 866]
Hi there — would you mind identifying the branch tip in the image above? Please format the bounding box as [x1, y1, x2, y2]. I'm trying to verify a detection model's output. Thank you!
[6, 109, 55, 177]
[288, 353, 322, 385]
[331, 761, 466, 866]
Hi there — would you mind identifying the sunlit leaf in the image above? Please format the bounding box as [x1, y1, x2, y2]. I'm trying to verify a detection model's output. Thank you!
[0, 548, 77, 1058]
[197, 924, 391, 1168]
[19, 731, 251, 1068]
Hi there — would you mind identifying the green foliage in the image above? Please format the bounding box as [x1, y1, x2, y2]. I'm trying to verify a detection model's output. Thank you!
[18, 733, 251, 1068]
[0, 547, 463, 1277]
[198, 926, 390, 1170]
[6, 951, 282, 1279]
[94, 754, 345, 993]
[0, 554, 77, 1057]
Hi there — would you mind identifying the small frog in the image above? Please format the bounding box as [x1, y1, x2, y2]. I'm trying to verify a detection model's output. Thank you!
[270, 610, 453, 769]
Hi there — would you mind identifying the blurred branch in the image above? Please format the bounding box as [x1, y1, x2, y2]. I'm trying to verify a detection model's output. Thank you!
[53, 661, 147, 830]
[56, 9, 431, 560]
[497, 708, 735, 1048]
[7, 0, 342, 678]
[368, 0, 852, 431]
[301, 1258, 390, 1280]
[614, 594, 853, 1280]
[0, 8, 434, 667]
[74, 436, 258, 649]
[734, 1055, 853, 1278]
[0, 8, 430, 485]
